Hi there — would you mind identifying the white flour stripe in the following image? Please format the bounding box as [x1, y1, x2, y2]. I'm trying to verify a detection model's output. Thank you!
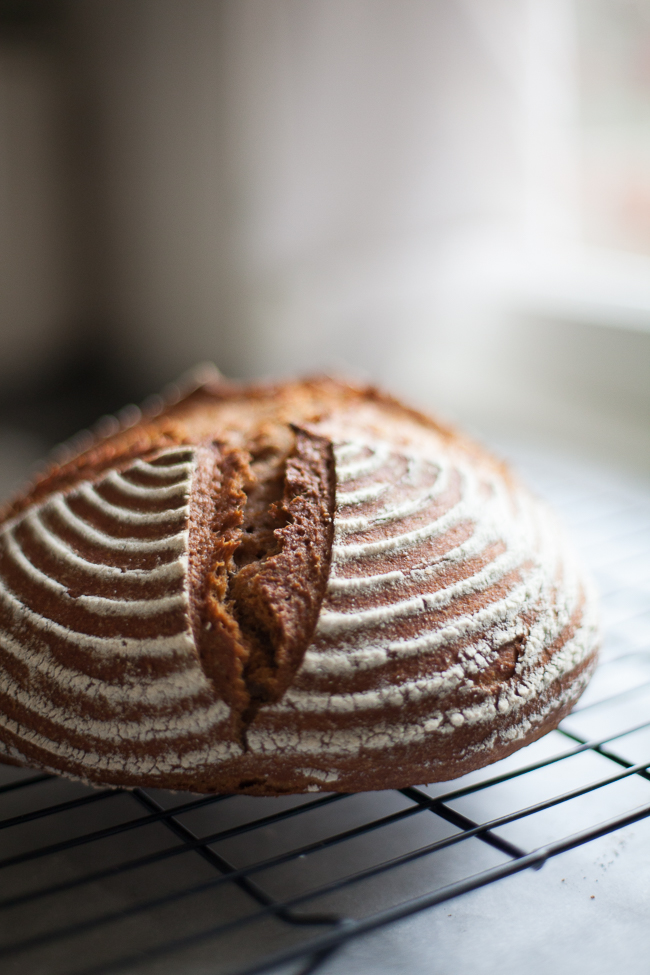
[336, 482, 391, 506]
[150, 451, 194, 465]
[23, 513, 186, 583]
[249, 651, 592, 756]
[332, 441, 364, 461]
[327, 569, 406, 593]
[0, 676, 230, 742]
[404, 521, 509, 573]
[50, 496, 187, 553]
[335, 444, 392, 483]
[74, 482, 188, 525]
[75, 590, 187, 617]
[0, 580, 194, 655]
[305, 571, 549, 673]
[0, 630, 210, 707]
[281, 672, 464, 713]
[1, 531, 187, 617]
[334, 470, 451, 535]
[328, 499, 507, 593]
[331, 494, 470, 560]
[103, 470, 191, 500]
[317, 545, 528, 637]
[0, 717, 242, 774]
[325, 527, 524, 599]
[278, 599, 589, 716]
[124, 458, 194, 481]
[329, 464, 514, 562]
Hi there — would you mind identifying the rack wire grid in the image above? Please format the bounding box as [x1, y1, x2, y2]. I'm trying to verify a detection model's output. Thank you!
[1, 441, 650, 975]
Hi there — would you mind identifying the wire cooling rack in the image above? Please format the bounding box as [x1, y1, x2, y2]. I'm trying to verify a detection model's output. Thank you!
[1, 443, 650, 975]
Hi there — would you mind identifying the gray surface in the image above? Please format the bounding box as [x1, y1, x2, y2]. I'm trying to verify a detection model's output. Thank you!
[0, 437, 649, 975]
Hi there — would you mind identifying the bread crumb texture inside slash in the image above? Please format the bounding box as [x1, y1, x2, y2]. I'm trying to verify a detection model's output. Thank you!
[187, 425, 335, 745]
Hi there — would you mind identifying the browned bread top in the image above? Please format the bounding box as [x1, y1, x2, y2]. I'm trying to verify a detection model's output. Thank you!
[0, 375, 599, 793]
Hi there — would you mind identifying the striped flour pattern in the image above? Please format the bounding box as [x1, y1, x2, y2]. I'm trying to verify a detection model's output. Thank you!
[0, 448, 237, 783]
[248, 439, 598, 786]
[0, 406, 599, 794]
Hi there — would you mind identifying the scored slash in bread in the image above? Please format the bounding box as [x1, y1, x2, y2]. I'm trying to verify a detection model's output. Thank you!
[0, 374, 599, 794]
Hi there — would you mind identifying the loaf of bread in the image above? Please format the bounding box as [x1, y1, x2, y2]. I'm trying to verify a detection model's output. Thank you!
[0, 374, 598, 794]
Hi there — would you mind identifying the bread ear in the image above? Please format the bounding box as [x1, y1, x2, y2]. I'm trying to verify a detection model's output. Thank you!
[188, 427, 335, 740]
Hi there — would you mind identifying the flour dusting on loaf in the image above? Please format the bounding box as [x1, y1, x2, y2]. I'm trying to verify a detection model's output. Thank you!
[0, 376, 599, 793]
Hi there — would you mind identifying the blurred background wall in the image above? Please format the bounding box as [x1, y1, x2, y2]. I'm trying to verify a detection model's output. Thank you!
[0, 0, 648, 490]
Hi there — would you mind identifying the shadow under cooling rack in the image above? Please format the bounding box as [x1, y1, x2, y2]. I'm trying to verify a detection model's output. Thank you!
[1, 443, 650, 975]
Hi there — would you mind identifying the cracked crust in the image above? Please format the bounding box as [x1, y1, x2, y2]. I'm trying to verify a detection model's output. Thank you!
[187, 427, 335, 743]
[0, 376, 599, 793]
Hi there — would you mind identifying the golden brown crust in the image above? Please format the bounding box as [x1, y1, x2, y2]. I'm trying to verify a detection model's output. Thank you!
[0, 374, 599, 793]
[0, 376, 468, 523]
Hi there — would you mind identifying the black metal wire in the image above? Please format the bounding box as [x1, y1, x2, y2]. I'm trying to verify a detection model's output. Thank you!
[5, 735, 650, 974]
[3, 721, 646, 916]
[1, 462, 649, 975]
[0, 785, 118, 831]
[0, 790, 233, 872]
[0, 771, 51, 795]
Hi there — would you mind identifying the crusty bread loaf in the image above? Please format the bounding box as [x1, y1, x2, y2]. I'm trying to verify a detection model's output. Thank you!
[0, 375, 598, 794]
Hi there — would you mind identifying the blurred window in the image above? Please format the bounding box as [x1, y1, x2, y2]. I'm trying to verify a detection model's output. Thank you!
[578, 0, 650, 253]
